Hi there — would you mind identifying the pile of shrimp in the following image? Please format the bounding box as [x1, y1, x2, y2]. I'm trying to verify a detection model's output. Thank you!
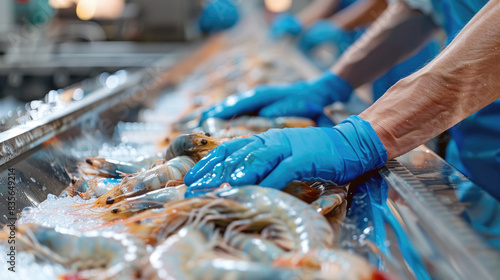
[0, 43, 394, 280]
[3, 183, 388, 280]
[1, 130, 386, 279]
[178, 43, 303, 106]
[169, 42, 317, 138]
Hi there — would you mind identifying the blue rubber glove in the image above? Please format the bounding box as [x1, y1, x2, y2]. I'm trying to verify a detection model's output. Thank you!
[198, 0, 239, 33]
[298, 20, 358, 55]
[270, 13, 303, 39]
[199, 71, 353, 126]
[15, 0, 54, 25]
[184, 115, 387, 197]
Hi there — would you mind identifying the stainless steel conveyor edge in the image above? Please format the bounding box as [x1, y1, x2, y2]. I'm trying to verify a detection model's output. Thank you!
[382, 155, 500, 279]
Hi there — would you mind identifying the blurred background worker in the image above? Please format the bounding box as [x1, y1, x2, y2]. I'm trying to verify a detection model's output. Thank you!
[270, 0, 384, 59]
[271, 0, 441, 107]
[185, 0, 500, 200]
[0, 0, 240, 109]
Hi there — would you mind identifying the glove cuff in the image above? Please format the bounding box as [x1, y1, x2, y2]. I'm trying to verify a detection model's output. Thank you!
[335, 115, 387, 168]
[321, 115, 387, 183]
[312, 71, 353, 104]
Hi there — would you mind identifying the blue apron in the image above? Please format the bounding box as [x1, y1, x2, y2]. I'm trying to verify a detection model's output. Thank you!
[344, 1, 442, 100]
[448, 100, 500, 199]
[340, 0, 358, 9]
[433, 0, 500, 199]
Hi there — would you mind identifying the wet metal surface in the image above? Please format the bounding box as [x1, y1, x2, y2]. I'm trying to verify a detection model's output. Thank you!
[0, 54, 184, 168]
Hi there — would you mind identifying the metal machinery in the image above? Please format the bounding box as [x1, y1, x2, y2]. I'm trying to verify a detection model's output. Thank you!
[1, 12, 499, 280]
[0, 0, 202, 103]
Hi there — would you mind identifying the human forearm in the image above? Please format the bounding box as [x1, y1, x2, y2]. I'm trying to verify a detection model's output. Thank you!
[332, 2, 437, 88]
[332, 0, 388, 30]
[298, 0, 341, 26]
[360, 0, 500, 159]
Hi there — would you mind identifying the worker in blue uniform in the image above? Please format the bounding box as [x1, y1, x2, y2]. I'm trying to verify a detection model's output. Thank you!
[270, 0, 370, 45]
[271, 0, 441, 102]
[270, 0, 379, 73]
[185, 0, 500, 200]
[427, 0, 500, 199]
[198, 0, 239, 33]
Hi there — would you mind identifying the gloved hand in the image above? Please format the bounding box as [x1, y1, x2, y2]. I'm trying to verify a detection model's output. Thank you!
[184, 115, 387, 197]
[199, 71, 353, 126]
[298, 20, 358, 55]
[198, 0, 239, 33]
[270, 13, 303, 39]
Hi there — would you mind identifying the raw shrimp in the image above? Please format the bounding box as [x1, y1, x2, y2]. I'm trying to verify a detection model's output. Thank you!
[226, 232, 286, 262]
[60, 178, 121, 201]
[215, 186, 334, 253]
[230, 116, 316, 130]
[115, 194, 250, 245]
[164, 132, 221, 161]
[101, 183, 187, 220]
[80, 155, 162, 178]
[77, 131, 217, 181]
[142, 224, 296, 280]
[94, 155, 196, 207]
[142, 218, 382, 279]
[79, 178, 122, 200]
[200, 118, 255, 138]
[283, 181, 347, 215]
[59, 177, 89, 198]
[113, 185, 334, 252]
[282, 181, 322, 203]
[201, 116, 316, 136]
[274, 248, 388, 280]
[311, 188, 347, 216]
[0, 224, 146, 280]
